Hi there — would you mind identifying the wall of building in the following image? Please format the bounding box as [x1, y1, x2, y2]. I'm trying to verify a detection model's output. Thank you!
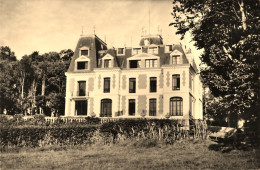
[65, 63, 202, 119]
[65, 36, 203, 119]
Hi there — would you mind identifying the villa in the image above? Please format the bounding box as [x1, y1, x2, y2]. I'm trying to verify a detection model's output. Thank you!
[64, 33, 203, 120]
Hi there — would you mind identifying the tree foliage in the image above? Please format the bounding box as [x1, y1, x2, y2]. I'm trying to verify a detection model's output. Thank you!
[0, 47, 73, 116]
[170, 0, 259, 127]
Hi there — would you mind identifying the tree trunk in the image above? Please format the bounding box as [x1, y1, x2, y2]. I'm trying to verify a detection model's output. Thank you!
[239, 0, 247, 30]
[30, 79, 37, 114]
[41, 73, 45, 96]
[21, 76, 25, 99]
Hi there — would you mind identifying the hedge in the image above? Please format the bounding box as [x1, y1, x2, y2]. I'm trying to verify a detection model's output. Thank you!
[0, 118, 208, 149]
[0, 126, 98, 149]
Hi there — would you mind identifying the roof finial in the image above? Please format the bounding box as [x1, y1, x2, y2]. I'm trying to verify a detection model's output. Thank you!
[149, 8, 150, 35]
[93, 25, 96, 35]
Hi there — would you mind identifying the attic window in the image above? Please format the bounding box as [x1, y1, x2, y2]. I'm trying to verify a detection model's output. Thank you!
[81, 50, 89, 56]
[165, 45, 172, 53]
[148, 47, 158, 54]
[145, 59, 158, 68]
[172, 55, 180, 64]
[129, 60, 141, 68]
[104, 59, 112, 68]
[132, 48, 141, 55]
[77, 61, 88, 70]
[117, 48, 125, 55]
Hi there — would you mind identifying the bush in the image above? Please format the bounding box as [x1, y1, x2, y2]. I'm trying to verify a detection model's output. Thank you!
[0, 118, 208, 150]
[0, 126, 98, 149]
[99, 119, 192, 144]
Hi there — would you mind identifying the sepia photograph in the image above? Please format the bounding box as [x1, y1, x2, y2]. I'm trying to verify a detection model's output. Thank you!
[0, 0, 259, 169]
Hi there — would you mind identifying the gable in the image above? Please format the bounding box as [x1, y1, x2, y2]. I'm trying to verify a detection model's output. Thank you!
[170, 49, 182, 56]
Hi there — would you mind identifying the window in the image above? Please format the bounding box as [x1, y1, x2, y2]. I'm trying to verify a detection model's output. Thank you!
[77, 61, 88, 70]
[129, 99, 135, 116]
[104, 78, 110, 93]
[129, 78, 136, 93]
[129, 60, 141, 68]
[132, 48, 141, 55]
[170, 97, 183, 116]
[148, 47, 158, 54]
[81, 50, 89, 56]
[150, 77, 157, 92]
[104, 59, 111, 68]
[165, 45, 172, 53]
[78, 81, 86, 96]
[172, 74, 180, 90]
[172, 55, 180, 64]
[117, 48, 125, 55]
[145, 59, 158, 68]
[75, 100, 87, 115]
[149, 99, 156, 116]
[100, 99, 112, 117]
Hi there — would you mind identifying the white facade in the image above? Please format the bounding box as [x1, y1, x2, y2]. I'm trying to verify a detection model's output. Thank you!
[64, 34, 203, 120]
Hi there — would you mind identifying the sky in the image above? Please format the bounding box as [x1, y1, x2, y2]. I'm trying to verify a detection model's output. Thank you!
[0, 0, 202, 61]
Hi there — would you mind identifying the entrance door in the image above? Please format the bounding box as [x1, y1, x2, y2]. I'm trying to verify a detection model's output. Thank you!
[101, 99, 112, 117]
[129, 99, 135, 116]
[75, 100, 87, 115]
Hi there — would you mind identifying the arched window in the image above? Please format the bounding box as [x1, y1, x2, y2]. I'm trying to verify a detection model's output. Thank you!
[100, 99, 112, 117]
[169, 97, 183, 116]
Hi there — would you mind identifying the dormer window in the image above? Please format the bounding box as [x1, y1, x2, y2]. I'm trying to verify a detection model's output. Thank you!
[165, 45, 172, 53]
[102, 54, 114, 68]
[117, 48, 125, 55]
[81, 50, 89, 56]
[172, 55, 180, 64]
[77, 61, 88, 70]
[145, 59, 158, 68]
[75, 53, 90, 71]
[129, 60, 141, 68]
[104, 59, 112, 68]
[132, 48, 141, 55]
[79, 46, 89, 57]
[148, 46, 158, 54]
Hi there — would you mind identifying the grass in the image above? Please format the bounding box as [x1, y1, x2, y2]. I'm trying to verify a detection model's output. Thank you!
[0, 140, 259, 170]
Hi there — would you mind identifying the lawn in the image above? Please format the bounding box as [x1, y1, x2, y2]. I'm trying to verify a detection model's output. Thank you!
[0, 140, 259, 170]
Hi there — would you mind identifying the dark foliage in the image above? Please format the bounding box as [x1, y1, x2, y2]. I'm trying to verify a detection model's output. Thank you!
[170, 0, 259, 128]
[0, 126, 98, 149]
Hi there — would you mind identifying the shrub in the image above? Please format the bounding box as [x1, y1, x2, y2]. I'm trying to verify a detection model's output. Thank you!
[85, 117, 100, 125]
[0, 118, 208, 150]
[99, 119, 192, 144]
[0, 125, 98, 149]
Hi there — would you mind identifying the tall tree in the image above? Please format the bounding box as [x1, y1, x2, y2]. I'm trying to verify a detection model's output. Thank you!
[0, 47, 19, 114]
[0, 46, 17, 61]
[170, 0, 259, 127]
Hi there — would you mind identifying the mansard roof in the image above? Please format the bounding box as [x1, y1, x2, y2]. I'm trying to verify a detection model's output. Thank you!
[67, 35, 107, 72]
[67, 34, 197, 72]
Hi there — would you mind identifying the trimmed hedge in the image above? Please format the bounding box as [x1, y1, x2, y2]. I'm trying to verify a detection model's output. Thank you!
[0, 126, 98, 148]
[0, 118, 208, 149]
